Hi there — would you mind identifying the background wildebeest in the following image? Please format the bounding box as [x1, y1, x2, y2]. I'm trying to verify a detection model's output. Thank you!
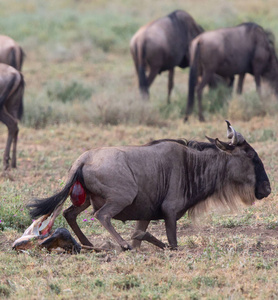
[0, 35, 25, 71]
[27, 121, 271, 251]
[0, 63, 25, 170]
[130, 10, 204, 103]
[185, 22, 278, 122]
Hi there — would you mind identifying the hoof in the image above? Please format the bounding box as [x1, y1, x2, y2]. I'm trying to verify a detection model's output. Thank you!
[121, 244, 132, 251]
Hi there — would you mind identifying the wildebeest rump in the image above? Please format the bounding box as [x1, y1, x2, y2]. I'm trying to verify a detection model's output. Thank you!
[130, 10, 204, 103]
[0, 35, 25, 71]
[185, 22, 278, 121]
[27, 121, 271, 250]
[0, 63, 25, 170]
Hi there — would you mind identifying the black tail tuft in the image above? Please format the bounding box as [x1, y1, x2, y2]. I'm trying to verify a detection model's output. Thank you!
[0, 75, 17, 111]
[27, 163, 85, 219]
[186, 42, 200, 116]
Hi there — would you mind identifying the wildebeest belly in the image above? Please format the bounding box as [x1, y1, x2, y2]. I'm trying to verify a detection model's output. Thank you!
[216, 56, 252, 76]
[113, 203, 163, 221]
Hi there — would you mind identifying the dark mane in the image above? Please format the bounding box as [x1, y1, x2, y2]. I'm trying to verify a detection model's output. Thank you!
[187, 140, 216, 151]
[146, 138, 187, 146]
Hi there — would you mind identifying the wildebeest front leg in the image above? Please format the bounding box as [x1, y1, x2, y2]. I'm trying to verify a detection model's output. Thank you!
[131, 220, 150, 248]
[63, 196, 93, 247]
[132, 230, 166, 249]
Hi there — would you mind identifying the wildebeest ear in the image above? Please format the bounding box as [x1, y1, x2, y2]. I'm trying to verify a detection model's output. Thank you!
[205, 136, 215, 144]
[215, 138, 234, 152]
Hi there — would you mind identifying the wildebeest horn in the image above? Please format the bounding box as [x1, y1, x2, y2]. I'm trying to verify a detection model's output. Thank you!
[225, 120, 245, 145]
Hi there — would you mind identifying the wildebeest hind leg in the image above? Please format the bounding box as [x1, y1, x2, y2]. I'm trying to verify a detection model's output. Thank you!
[197, 71, 211, 122]
[237, 73, 245, 94]
[0, 110, 18, 169]
[63, 196, 93, 247]
[11, 127, 19, 168]
[167, 68, 174, 104]
[95, 202, 133, 251]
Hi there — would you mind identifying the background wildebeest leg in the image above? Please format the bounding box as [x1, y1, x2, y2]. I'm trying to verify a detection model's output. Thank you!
[0, 109, 18, 169]
[167, 68, 174, 104]
[196, 71, 212, 122]
[131, 220, 150, 248]
[253, 71, 262, 95]
[94, 201, 133, 251]
[237, 73, 245, 94]
[40, 228, 81, 254]
[63, 196, 93, 247]
[146, 67, 160, 93]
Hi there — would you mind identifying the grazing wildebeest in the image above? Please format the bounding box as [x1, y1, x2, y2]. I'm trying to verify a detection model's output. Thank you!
[185, 22, 278, 122]
[130, 10, 204, 103]
[0, 63, 25, 170]
[27, 121, 271, 251]
[0, 35, 25, 71]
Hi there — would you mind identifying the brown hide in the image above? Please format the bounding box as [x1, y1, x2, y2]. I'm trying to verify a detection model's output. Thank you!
[28, 122, 271, 251]
[0, 35, 24, 71]
[185, 22, 278, 121]
[130, 10, 203, 103]
[0, 63, 25, 170]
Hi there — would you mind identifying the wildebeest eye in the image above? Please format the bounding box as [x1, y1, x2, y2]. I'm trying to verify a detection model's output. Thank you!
[246, 149, 255, 159]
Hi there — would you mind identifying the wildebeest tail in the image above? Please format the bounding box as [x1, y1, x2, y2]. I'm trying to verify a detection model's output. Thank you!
[9, 48, 17, 70]
[27, 163, 85, 219]
[136, 42, 148, 96]
[19, 47, 25, 71]
[186, 41, 201, 115]
[16, 73, 25, 120]
[0, 74, 17, 111]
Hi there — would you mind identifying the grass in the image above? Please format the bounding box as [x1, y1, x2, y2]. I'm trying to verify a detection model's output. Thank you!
[0, 0, 278, 299]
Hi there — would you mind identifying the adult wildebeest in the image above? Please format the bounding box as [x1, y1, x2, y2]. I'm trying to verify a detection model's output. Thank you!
[130, 10, 204, 103]
[185, 22, 278, 122]
[0, 63, 25, 170]
[27, 121, 271, 251]
[0, 35, 25, 71]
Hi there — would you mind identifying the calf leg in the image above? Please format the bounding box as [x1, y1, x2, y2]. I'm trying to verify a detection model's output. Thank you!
[63, 196, 93, 246]
[40, 228, 81, 254]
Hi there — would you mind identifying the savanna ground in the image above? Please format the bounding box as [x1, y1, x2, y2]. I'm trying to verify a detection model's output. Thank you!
[0, 0, 278, 299]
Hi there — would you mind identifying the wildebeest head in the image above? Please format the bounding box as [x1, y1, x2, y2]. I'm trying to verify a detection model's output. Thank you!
[214, 121, 271, 200]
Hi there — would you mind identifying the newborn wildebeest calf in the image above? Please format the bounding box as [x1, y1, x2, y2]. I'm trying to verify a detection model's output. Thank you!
[27, 121, 271, 251]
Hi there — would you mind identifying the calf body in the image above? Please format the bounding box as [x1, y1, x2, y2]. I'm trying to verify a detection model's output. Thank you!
[28, 122, 271, 250]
